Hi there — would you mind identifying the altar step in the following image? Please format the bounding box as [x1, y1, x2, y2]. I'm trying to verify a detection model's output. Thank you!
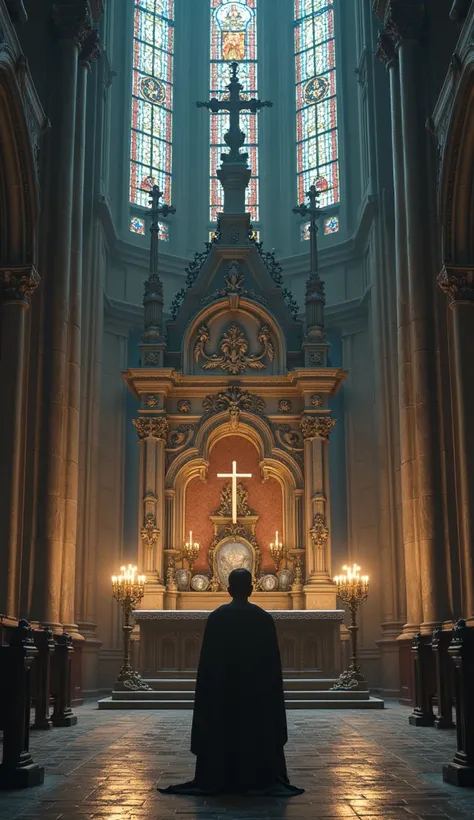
[98, 675, 384, 710]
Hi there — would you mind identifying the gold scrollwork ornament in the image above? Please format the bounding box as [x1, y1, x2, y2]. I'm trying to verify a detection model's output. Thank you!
[194, 323, 274, 375]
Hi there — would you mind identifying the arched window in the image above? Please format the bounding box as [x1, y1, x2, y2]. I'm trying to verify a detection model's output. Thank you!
[294, 0, 339, 237]
[209, 0, 259, 226]
[129, 0, 174, 239]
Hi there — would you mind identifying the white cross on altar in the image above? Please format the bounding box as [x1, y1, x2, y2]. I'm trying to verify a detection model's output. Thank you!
[217, 460, 252, 524]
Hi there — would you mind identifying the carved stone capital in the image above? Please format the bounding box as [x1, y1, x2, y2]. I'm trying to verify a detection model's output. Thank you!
[52, 1, 92, 46]
[300, 414, 336, 441]
[79, 27, 101, 67]
[376, 29, 398, 68]
[384, 1, 425, 43]
[437, 265, 474, 307]
[0, 265, 40, 306]
[133, 416, 169, 440]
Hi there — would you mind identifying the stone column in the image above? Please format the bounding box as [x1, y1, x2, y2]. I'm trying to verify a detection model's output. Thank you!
[438, 267, 474, 621]
[377, 28, 422, 636]
[387, 0, 450, 629]
[61, 28, 100, 636]
[0, 268, 40, 617]
[133, 416, 168, 608]
[35, 1, 91, 631]
[300, 414, 336, 609]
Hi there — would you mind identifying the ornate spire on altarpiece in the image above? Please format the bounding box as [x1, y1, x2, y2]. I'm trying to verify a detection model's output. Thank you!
[197, 61, 272, 244]
[140, 185, 176, 367]
[293, 184, 329, 367]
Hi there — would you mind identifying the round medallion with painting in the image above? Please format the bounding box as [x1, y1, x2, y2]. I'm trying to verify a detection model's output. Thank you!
[303, 76, 329, 104]
[140, 76, 166, 106]
[216, 540, 253, 588]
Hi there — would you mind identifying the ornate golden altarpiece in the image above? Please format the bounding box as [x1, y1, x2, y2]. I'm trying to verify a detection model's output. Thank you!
[122, 65, 347, 619]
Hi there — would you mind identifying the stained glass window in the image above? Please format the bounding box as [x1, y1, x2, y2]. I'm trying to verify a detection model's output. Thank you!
[130, 0, 174, 208]
[295, 0, 339, 209]
[324, 215, 339, 234]
[130, 216, 169, 240]
[210, 0, 259, 221]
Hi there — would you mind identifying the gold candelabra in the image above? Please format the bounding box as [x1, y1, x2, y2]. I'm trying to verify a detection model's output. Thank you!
[111, 565, 151, 691]
[269, 530, 284, 572]
[331, 563, 369, 691]
[182, 530, 200, 571]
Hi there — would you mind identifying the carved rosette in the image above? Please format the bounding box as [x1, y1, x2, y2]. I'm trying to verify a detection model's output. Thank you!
[141, 513, 160, 550]
[437, 265, 474, 307]
[52, 1, 92, 46]
[300, 414, 336, 441]
[0, 266, 40, 307]
[133, 416, 169, 440]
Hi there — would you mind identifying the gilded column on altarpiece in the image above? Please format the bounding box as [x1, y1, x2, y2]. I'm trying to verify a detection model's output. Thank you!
[133, 416, 168, 584]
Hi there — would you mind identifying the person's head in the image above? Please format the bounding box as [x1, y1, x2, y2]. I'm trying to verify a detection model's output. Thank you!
[228, 568, 253, 600]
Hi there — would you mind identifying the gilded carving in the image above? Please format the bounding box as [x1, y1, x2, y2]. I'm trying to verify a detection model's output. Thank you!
[215, 481, 254, 518]
[141, 513, 159, 550]
[274, 424, 304, 453]
[224, 260, 244, 293]
[310, 513, 329, 548]
[177, 399, 191, 413]
[167, 424, 194, 450]
[308, 350, 324, 366]
[0, 266, 40, 306]
[203, 386, 266, 418]
[133, 416, 169, 440]
[165, 552, 177, 589]
[437, 265, 474, 306]
[300, 414, 336, 441]
[144, 395, 159, 408]
[143, 350, 161, 367]
[278, 399, 292, 413]
[310, 394, 324, 407]
[194, 323, 274, 375]
[208, 523, 261, 591]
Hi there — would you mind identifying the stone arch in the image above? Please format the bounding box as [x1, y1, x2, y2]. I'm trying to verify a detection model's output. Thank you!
[168, 418, 302, 554]
[439, 52, 474, 265]
[0, 47, 43, 269]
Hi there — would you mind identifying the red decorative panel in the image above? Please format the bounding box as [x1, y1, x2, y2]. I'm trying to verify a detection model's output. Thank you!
[185, 435, 282, 574]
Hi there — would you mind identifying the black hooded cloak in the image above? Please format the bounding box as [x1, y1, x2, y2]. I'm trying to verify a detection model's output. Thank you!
[158, 600, 304, 796]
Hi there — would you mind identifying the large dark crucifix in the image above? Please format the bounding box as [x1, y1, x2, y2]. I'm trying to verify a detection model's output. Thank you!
[197, 62, 272, 163]
[142, 185, 176, 344]
[148, 185, 176, 280]
[293, 183, 326, 277]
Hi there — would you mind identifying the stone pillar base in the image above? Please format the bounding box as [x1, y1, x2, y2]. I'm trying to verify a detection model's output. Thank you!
[376, 632, 404, 697]
[0, 763, 44, 790]
[141, 582, 165, 610]
[76, 622, 102, 697]
[443, 762, 474, 787]
[303, 581, 337, 610]
[290, 590, 305, 610]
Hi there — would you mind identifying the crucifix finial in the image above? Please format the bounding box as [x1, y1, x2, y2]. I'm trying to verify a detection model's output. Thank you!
[141, 186, 176, 350]
[293, 183, 326, 277]
[197, 62, 272, 164]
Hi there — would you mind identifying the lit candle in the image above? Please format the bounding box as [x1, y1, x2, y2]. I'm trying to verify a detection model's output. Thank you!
[189, 531, 193, 546]
[275, 531, 279, 546]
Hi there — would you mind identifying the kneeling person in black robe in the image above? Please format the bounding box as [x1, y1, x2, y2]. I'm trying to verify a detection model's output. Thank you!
[158, 568, 303, 796]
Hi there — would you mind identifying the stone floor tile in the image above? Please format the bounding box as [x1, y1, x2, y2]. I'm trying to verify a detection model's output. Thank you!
[1, 702, 474, 820]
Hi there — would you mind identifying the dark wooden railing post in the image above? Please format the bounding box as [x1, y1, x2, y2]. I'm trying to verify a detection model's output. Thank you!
[51, 633, 77, 727]
[409, 632, 436, 726]
[0, 621, 44, 788]
[31, 628, 55, 731]
[432, 628, 455, 730]
[443, 620, 474, 786]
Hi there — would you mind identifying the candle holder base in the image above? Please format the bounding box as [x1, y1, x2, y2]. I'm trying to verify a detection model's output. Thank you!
[115, 670, 152, 692]
[330, 666, 367, 691]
